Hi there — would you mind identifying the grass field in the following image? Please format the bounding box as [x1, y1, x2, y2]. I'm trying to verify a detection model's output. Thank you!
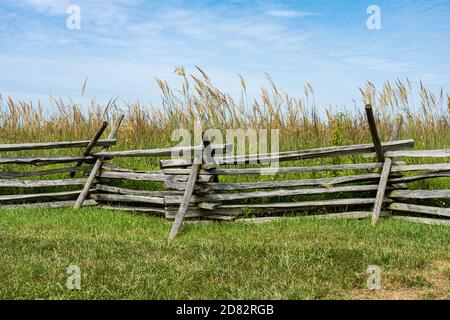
[0, 71, 449, 300]
[0, 207, 449, 300]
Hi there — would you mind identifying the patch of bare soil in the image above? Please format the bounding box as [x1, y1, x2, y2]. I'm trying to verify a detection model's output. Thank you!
[349, 260, 450, 300]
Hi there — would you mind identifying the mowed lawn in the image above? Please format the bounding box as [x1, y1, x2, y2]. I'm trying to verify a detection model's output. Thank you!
[0, 207, 449, 300]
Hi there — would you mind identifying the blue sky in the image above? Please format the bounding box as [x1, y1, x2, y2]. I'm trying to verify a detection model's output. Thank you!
[1, 0, 449, 109]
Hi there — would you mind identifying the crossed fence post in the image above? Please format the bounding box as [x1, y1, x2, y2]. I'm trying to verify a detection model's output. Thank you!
[74, 115, 124, 209]
[365, 104, 396, 225]
[168, 133, 214, 240]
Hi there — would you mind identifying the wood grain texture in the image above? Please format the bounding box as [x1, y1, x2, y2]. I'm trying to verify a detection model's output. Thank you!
[385, 149, 450, 158]
[164, 207, 242, 219]
[99, 171, 168, 182]
[194, 173, 383, 191]
[91, 193, 165, 205]
[0, 190, 96, 203]
[74, 115, 124, 209]
[0, 178, 87, 188]
[372, 158, 392, 225]
[69, 121, 108, 178]
[165, 185, 383, 205]
[365, 104, 385, 162]
[0, 166, 93, 178]
[95, 184, 183, 197]
[99, 171, 213, 183]
[218, 198, 380, 210]
[165, 163, 386, 176]
[168, 156, 202, 240]
[97, 205, 165, 214]
[160, 140, 414, 168]
[392, 216, 450, 226]
[95, 144, 231, 158]
[389, 189, 450, 199]
[0, 155, 96, 166]
[389, 202, 450, 218]
[391, 164, 450, 172]
[389, 172, 450, 183]
[0, 139, 115, 152]
[1, 200, 97, 209]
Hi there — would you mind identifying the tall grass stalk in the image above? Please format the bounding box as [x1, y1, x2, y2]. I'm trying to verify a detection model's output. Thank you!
[1, 67, 448, 152]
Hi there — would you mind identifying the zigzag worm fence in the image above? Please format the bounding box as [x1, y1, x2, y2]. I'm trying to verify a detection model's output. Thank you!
[0, 111, 448, 238]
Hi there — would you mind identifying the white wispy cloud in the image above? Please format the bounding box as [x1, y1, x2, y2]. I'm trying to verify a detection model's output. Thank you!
[1, 0, 449, 108]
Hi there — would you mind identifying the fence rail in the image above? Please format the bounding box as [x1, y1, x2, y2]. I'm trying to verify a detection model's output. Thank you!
[0, 107, 448, 239]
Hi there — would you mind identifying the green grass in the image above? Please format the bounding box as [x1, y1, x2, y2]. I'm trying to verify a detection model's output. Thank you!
[0, 207, 449, 300]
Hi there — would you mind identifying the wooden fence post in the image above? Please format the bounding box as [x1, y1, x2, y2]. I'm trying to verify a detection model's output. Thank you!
[168, 134, 212, 240]
[365, 104, 385, 163]
[69, 121, 108, 178]
[372, 158, 392, 224]
[388, 115, 407, 190]
[74, 115, 124, 209]
[365, 104, 392, 224]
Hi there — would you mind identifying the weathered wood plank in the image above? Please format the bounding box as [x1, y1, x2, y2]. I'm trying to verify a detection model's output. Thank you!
[392, 216, 450, 226]
[218, 198, 379, 210]
[0, 190, 95, 203]
[168, 154, 202, 240]
[0, 155, 96, 166]
[164, 180, 211, 192]
[165, 163, 386, 176]
[74, 115, 124, 209]
[307, 211, 372, 220]
[385, 149, 450, 158]
[235, 217, 293, 224]
[160, 140, 414, 168]
[164, 207, 242, 219]
[168, 134, 220, 239]
[198, 202, 218, 210]
[167, 175, 213, 183]
[389, 189, 450, 199]
[165, 185, 384, 205]
[99, 171, 213, 183]
[391, 164, 450, 173]
[94, 144, 231, 158]
[95, 184, 183, 197]
[166, 165, 374, 176]
[0, 139, 115, 152]
[235, 212, 378, 224]
[91, 193, 165, 205]
[1, 200, 97, 209]
[365, 104, 385, 162]
[390, 172, 450, 183]
[389, 202, 450, 218]
[0, 166, 93, 178]
[99, 171, 168, 182]
[0, 178, 87, 188]
[372, 158, 392, 224]
[166, 173, 383, 191]
[97, 205, 165, 214]
[69, 121, 108, 178]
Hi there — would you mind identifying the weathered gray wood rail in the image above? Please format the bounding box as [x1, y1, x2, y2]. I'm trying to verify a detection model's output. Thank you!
[159, 139, 414, 168]
[0, 109, 448, 239]
[0, 139, 116, 152]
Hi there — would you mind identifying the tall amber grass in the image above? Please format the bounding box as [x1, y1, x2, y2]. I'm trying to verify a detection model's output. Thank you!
[1, 67, 449, 152]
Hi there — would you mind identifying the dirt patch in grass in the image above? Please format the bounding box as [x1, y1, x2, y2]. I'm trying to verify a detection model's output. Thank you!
[349, 260, 450, 300]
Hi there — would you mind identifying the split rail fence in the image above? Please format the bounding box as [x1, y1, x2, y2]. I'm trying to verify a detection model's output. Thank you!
[0, 106, 448, 239]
